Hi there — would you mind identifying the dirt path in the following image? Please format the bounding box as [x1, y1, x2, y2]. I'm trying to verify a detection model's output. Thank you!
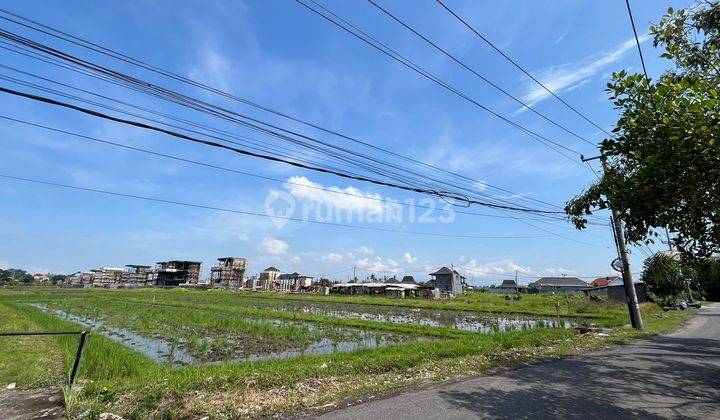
[0, 388, 64, 420]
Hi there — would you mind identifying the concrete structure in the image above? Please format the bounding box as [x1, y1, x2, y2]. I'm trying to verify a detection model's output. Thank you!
[258, 267, 280, 290]
[210, 257, 246, 290]
[330, 282, 438, 298]
[528, 277, 588, 293]
[91, 268, 124, 288]
[275, 272, 314, 292]
[120, 265, 152, 288]
[583, 278, 648, 302]
[428, 267, 466, 295]
[154, 260, 202, 287]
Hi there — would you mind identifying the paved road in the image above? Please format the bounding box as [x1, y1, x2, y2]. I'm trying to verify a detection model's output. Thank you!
[318, 303, 720, 419]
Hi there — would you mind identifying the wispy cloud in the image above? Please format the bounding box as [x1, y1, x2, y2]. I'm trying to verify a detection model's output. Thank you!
[516, 34, 651, 112]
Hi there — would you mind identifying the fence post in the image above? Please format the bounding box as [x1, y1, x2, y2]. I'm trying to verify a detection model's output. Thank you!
[68, 331, 87, 387]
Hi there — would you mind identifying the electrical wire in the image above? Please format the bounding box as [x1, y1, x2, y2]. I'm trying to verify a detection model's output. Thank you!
[434, 0, 616, 139]
[0, 173, 558, 240]
[366, 0, 596, 146]
[295, 0, 586, 159]
[0, 8, 579, 212]
[0, 85, 568, 214]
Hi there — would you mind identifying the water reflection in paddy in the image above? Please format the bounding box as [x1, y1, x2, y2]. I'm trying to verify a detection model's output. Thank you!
[28, 303, 418, 367]
[236, 299, 580, 332]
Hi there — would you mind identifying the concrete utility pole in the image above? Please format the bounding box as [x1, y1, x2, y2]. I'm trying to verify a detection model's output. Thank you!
[583, 153, 643, 329]
[611, 211, 644, 329]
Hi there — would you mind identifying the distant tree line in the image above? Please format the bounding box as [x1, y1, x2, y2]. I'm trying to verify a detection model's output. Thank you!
[642, 253, 720, 301]
[0, 268, 66, 285]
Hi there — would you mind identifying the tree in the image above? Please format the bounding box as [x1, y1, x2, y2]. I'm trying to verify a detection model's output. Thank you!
[696, 257, 720, 300]
[566, 3, 720, 261]
[641, 252, 688, 299]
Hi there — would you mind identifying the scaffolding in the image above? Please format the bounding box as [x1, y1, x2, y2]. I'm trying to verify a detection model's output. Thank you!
[154, 260, 202, 287]
[120, 265, 152, 288]
[210, 257, 246, 290]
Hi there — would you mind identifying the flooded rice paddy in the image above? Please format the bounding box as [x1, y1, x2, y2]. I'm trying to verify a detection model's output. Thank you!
[29, 303, 417, 367]
[228, 298, 581, 333]
[28, 294, 582, 368]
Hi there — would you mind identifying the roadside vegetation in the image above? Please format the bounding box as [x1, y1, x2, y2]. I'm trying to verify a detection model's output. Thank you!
[0, 287, 693, 418]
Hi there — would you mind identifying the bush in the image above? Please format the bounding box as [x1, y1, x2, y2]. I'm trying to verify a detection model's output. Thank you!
[695, 258, 720, 301]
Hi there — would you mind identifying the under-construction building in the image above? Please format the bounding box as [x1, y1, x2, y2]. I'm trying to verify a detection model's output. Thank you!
[92, 268, 124, 288]
[154, 260, 202, 287]
[120, 265, 152, 288]
[209, 257, 246, 289]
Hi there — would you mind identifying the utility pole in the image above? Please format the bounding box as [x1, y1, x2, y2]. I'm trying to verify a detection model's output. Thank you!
[515, 270, 519, 293]
[583, 153, 643, 329]
[611, 211, 644, 329]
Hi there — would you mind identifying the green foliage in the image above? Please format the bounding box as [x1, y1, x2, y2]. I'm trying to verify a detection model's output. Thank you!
[566, 2, 720, 260]
[0, 268, 34, 284]
[695, 257, 720, 300]
[641, 252, 688, 299]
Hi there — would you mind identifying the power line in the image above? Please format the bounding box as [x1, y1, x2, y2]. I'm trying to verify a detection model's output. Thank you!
[624, 0, 649, 79]
[0, 29, 570, 214]
[295, 0, 586, 159]
[366, 0, 596, 147]
[0, 114, 591, 226]
[0, 173, 557, 240]
[434, 0, 616, 139]
[0, 8, 576, 213]
[0, 85, 567, 215]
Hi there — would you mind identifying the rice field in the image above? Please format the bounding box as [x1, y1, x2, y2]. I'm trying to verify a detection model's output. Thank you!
[0, 287, 690, 417]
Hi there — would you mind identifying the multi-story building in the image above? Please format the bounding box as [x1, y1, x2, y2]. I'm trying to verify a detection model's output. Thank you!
[154, 260, 202, 287]
[258, 267, 280, 290]
[120, 265, 153, 288]
[92, 268, 124, 288]
[428, 266, 466, 295]
[209, 257, 246, 290]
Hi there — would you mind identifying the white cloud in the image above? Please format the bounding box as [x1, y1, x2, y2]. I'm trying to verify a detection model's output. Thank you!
[237, 233, 250, 241]
[284, 176, 395, 215]
[258, 237, 289, 255]
[402, 252, 417, 264]
[323, 252, 344, 262]
[517, 34, 651, 111]
[540, 267, 579, 277]
[0, 260, 9, 270]
[463, 259, 534, 279]
[356, 246, 374, 255]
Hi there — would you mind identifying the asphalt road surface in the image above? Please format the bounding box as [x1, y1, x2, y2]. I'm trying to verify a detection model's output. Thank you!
[318, 303, 720, 419]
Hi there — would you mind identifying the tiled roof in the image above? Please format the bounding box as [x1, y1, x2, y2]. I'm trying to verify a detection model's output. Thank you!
[429, 267, 454, 276]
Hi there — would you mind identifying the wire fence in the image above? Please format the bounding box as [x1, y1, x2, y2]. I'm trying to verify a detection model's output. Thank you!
[0, 330, 88, 387]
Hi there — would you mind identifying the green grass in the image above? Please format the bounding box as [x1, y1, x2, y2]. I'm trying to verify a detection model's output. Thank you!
[0, 287, 694, 418]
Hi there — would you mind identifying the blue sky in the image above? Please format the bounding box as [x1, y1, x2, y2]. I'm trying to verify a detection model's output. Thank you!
[0, 0, 691, 284]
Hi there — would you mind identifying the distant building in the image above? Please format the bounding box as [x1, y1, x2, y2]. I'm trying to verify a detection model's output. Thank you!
[489, 279, 524, 294]
[32, 273, 49, 282]
[92, 268, 124, 288]
[258, 267, 280, 290]
[583, 278, 648, 302]
[275, 272, 313, 291]
[210, 257, 247, 290]
[121, 265, 152, 288]
[590, 276, 620, 288]
[154, 260, 202, 287]
[428, 267, 466, 295]
[401, 275, 417, 284]
[528, 277, 588, 293]
[385, 277, 399, 284]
